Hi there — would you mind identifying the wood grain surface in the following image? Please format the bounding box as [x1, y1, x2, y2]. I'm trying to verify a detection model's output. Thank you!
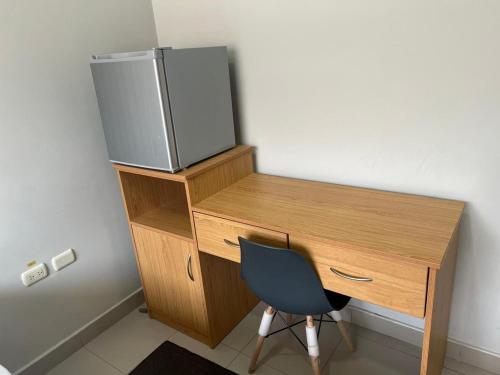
[193, 173, 464, 269]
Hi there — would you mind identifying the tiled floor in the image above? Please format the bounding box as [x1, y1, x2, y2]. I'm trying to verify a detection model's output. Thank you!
[47, 303, 495, 375]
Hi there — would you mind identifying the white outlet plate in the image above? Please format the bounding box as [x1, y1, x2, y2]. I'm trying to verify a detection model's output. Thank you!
[21, 263, 48, 286]
[52, 248, 76, 271]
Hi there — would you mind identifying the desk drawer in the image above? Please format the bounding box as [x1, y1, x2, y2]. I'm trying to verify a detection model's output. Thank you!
[290, 236, 428, 318]
[194, 212, 288, 263]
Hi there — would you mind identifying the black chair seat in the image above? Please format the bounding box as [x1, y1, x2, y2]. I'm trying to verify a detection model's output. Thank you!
[324, 289, 350, 311]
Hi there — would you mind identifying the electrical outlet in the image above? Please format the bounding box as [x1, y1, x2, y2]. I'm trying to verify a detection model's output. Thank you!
[21, 263, 48, 286]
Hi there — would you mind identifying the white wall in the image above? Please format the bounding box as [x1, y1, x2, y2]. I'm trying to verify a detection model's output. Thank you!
[152, 0, 500, 354]
[0, 0, 157, 372]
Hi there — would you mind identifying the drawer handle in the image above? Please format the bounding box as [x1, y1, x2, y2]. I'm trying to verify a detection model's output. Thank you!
[187, 254, 194, 282]
[330, 267, 373, 282]
[224, 239, 240, 248]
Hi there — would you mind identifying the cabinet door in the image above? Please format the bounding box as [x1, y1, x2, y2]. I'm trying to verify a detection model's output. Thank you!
[131, 225, 209, 335]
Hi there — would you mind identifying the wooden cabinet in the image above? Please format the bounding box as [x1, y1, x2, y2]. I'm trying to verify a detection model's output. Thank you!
[113, 146, 258, 347]
[132, 225, 209, 335]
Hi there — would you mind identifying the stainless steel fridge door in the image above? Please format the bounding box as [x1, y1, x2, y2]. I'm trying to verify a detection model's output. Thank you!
[163, 47, 235, 168]
[90, 49, 179, 171]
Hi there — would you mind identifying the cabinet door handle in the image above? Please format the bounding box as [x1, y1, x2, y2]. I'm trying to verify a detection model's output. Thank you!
[224, 239, 240, 248]
[330, 267, 372, 282]
[187, 254, 194, 282]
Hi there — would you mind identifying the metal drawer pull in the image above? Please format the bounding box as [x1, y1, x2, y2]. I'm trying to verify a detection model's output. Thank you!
[330, 267, 373, 282]
[224, 239, 240, 248]
[187, 254, 194, 281]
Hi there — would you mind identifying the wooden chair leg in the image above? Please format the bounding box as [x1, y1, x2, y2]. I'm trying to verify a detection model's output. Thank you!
[310, 356, 320, 375]
[286, 313, 293, 325]
[330, 310, 355, 352]
[249, 335, 265, 374]
[306, 315, 321, 375]
[249, 306, 274, 373]
[337, 320, 355, 352]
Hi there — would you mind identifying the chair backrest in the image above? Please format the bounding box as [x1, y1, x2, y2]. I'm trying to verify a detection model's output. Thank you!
[239, 237, 333, 315]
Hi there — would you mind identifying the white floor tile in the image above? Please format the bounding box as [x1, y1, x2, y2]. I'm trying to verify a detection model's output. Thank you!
[228, 353, 285, 375]
[241, 312, 342, 375]
[444, 358, 498, 375]
[351, 324, 422, 359]
[45, 302, 495, 375]
[84, 308, 176, 373]
[46, 348, 121, 375]
[323, 335, 421, 375]
[221, 302, 263, 351]
[168, 331, 239, 368]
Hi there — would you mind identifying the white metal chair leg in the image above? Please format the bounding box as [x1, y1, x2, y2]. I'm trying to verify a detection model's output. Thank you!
[329, 310, 355, 352]
[306, 316, 321, 375]
[249, 306, 274, 373]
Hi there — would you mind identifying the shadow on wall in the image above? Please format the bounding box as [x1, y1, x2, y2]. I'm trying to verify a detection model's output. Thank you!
[449, 205, 488, 344]
[227, 48, 244, 145]
[228, 48, 258, 171]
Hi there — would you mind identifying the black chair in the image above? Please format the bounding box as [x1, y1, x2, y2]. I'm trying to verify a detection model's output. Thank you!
[239, 237, 354, 375]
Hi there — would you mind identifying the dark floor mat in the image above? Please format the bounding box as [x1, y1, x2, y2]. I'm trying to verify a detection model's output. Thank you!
[129, 341, 237, 375]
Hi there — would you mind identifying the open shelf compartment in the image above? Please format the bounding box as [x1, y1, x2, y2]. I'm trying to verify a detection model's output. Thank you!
[118, 171, 192, 239]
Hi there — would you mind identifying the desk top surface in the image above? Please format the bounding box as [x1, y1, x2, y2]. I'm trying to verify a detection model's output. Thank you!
[193, 173, 464, 269]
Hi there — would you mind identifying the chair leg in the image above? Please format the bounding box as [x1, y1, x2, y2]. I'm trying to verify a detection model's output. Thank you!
[286, 313, 293, 326]
[249, 306, 274, 373]
[306, 316, 321, 375]
[329, 310, 355, 352]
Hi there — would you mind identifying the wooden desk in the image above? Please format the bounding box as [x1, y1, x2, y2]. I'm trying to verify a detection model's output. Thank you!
[113, 146, 463, 375]
[192, 175, 463, 375]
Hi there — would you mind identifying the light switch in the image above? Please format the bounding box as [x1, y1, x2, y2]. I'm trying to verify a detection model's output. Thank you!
[52, 249, 76, 271]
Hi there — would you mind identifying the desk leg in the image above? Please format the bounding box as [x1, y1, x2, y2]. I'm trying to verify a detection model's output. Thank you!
[420, 232, 458, 375]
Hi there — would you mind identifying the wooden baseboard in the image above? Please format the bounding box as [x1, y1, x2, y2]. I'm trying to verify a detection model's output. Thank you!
[349, 305, 500, 375]
[15, 288, 144, 375]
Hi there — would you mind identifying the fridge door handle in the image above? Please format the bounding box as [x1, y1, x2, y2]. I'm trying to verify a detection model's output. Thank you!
[90, 50, 162, 63]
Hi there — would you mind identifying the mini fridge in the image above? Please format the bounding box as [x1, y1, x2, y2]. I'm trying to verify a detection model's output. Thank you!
[90, 47, 235, 172]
